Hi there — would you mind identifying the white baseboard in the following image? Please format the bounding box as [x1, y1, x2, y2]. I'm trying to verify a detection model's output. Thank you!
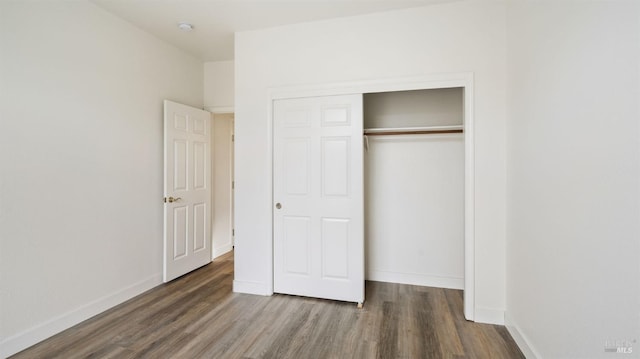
[0, 274, 162, 359]
[474, 306, 505, 325]
[366, 270, 464, 290]
[505, 313, 541, 359]
[233, 279, 272, 296]
[213, 243, 233, 259]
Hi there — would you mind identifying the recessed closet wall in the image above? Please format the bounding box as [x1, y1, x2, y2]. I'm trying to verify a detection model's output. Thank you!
[364, 88, 465, 289]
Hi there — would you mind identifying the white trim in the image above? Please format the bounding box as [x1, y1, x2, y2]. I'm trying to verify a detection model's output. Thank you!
[367, 271, 463, 290]
[266, 92, 275, 295]
[0, 274, 161, 358]
[266, 72, 476, 320]
[204, 106, 234, 114]
[463, 75, 475, 321]
[210, 110, 217, 262]
[233, 280, 272, 296]
[474, 306, 505, 325]
[505, 313, 541, 359]
[213, 243, 233, 259]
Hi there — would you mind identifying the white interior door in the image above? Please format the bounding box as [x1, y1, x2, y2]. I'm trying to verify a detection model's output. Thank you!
[273, 94, 364, 304]
[163, 100, 212, 282]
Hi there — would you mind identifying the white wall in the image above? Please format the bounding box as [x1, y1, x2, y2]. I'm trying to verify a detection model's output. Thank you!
[0, 2, 203, 356]
[506, 2, 640, 358]
[204, 60, 235, 111]
[234, 1, 507, 323]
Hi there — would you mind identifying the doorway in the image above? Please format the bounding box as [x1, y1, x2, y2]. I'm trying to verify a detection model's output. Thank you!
[364, 88, 465, 291]
[212, 112, 235, 259]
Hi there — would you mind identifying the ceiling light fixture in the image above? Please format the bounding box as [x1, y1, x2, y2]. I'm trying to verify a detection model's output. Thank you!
[178, 22, 194, 31]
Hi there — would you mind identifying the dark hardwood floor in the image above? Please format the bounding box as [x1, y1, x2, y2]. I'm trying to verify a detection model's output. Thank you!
[11, 252, 524, 358]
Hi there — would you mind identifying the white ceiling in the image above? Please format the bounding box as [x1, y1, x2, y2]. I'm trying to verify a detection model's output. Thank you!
[90, 0, 454, 62]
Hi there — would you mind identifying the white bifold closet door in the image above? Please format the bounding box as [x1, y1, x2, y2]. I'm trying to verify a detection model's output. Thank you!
[273, 94, 364, 304]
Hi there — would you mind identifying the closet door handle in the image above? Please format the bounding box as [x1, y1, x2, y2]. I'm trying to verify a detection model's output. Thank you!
[275, 203, 282, 209]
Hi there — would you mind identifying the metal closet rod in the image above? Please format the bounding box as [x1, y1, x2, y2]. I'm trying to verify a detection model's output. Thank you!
[363, 125, 463, 136]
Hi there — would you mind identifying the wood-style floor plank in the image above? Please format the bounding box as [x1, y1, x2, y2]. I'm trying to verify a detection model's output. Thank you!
[11, 252, 524, 359]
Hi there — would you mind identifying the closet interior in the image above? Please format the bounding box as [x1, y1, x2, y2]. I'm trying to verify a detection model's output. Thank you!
[364, 87, 465, 290]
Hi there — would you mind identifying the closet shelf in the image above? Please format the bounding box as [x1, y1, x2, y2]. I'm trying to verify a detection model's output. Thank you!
[363, 125, 463, 136]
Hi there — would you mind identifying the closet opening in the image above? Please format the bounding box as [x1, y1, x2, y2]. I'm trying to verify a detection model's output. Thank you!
[268, 74, 475, 320]
[363, 88, 465, 293]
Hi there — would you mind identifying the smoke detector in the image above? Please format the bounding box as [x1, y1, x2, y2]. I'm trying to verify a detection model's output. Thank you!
[178, 23, 194, 31]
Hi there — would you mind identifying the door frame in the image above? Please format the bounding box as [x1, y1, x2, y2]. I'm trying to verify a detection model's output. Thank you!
[267, 72, 476, 321]
[206, 107, 235, 260]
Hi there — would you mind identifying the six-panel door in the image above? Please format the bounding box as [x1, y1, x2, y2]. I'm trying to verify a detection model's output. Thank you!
[163, 100, 212, 282]
[273, 94, 364, 304]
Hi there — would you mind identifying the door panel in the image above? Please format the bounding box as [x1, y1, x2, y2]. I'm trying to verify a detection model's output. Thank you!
[283, 216, 311, 275]
[193, 203, 207, 251]
[173, 140, 188, 191]
[322, 137, 350, 196]
[273, 94, 364, 304]
[193, 142, 207, 190]
[284, 139, 310, 195]
[164, 100, 212, 282]
[321, 218, 350, 279]
[172, 205, 188, 259]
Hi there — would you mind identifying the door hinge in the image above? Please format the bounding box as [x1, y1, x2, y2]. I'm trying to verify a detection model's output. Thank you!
[232, 181, 235, 189]
[232, 134, 234, 142]
[232, 229, 235, 236]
